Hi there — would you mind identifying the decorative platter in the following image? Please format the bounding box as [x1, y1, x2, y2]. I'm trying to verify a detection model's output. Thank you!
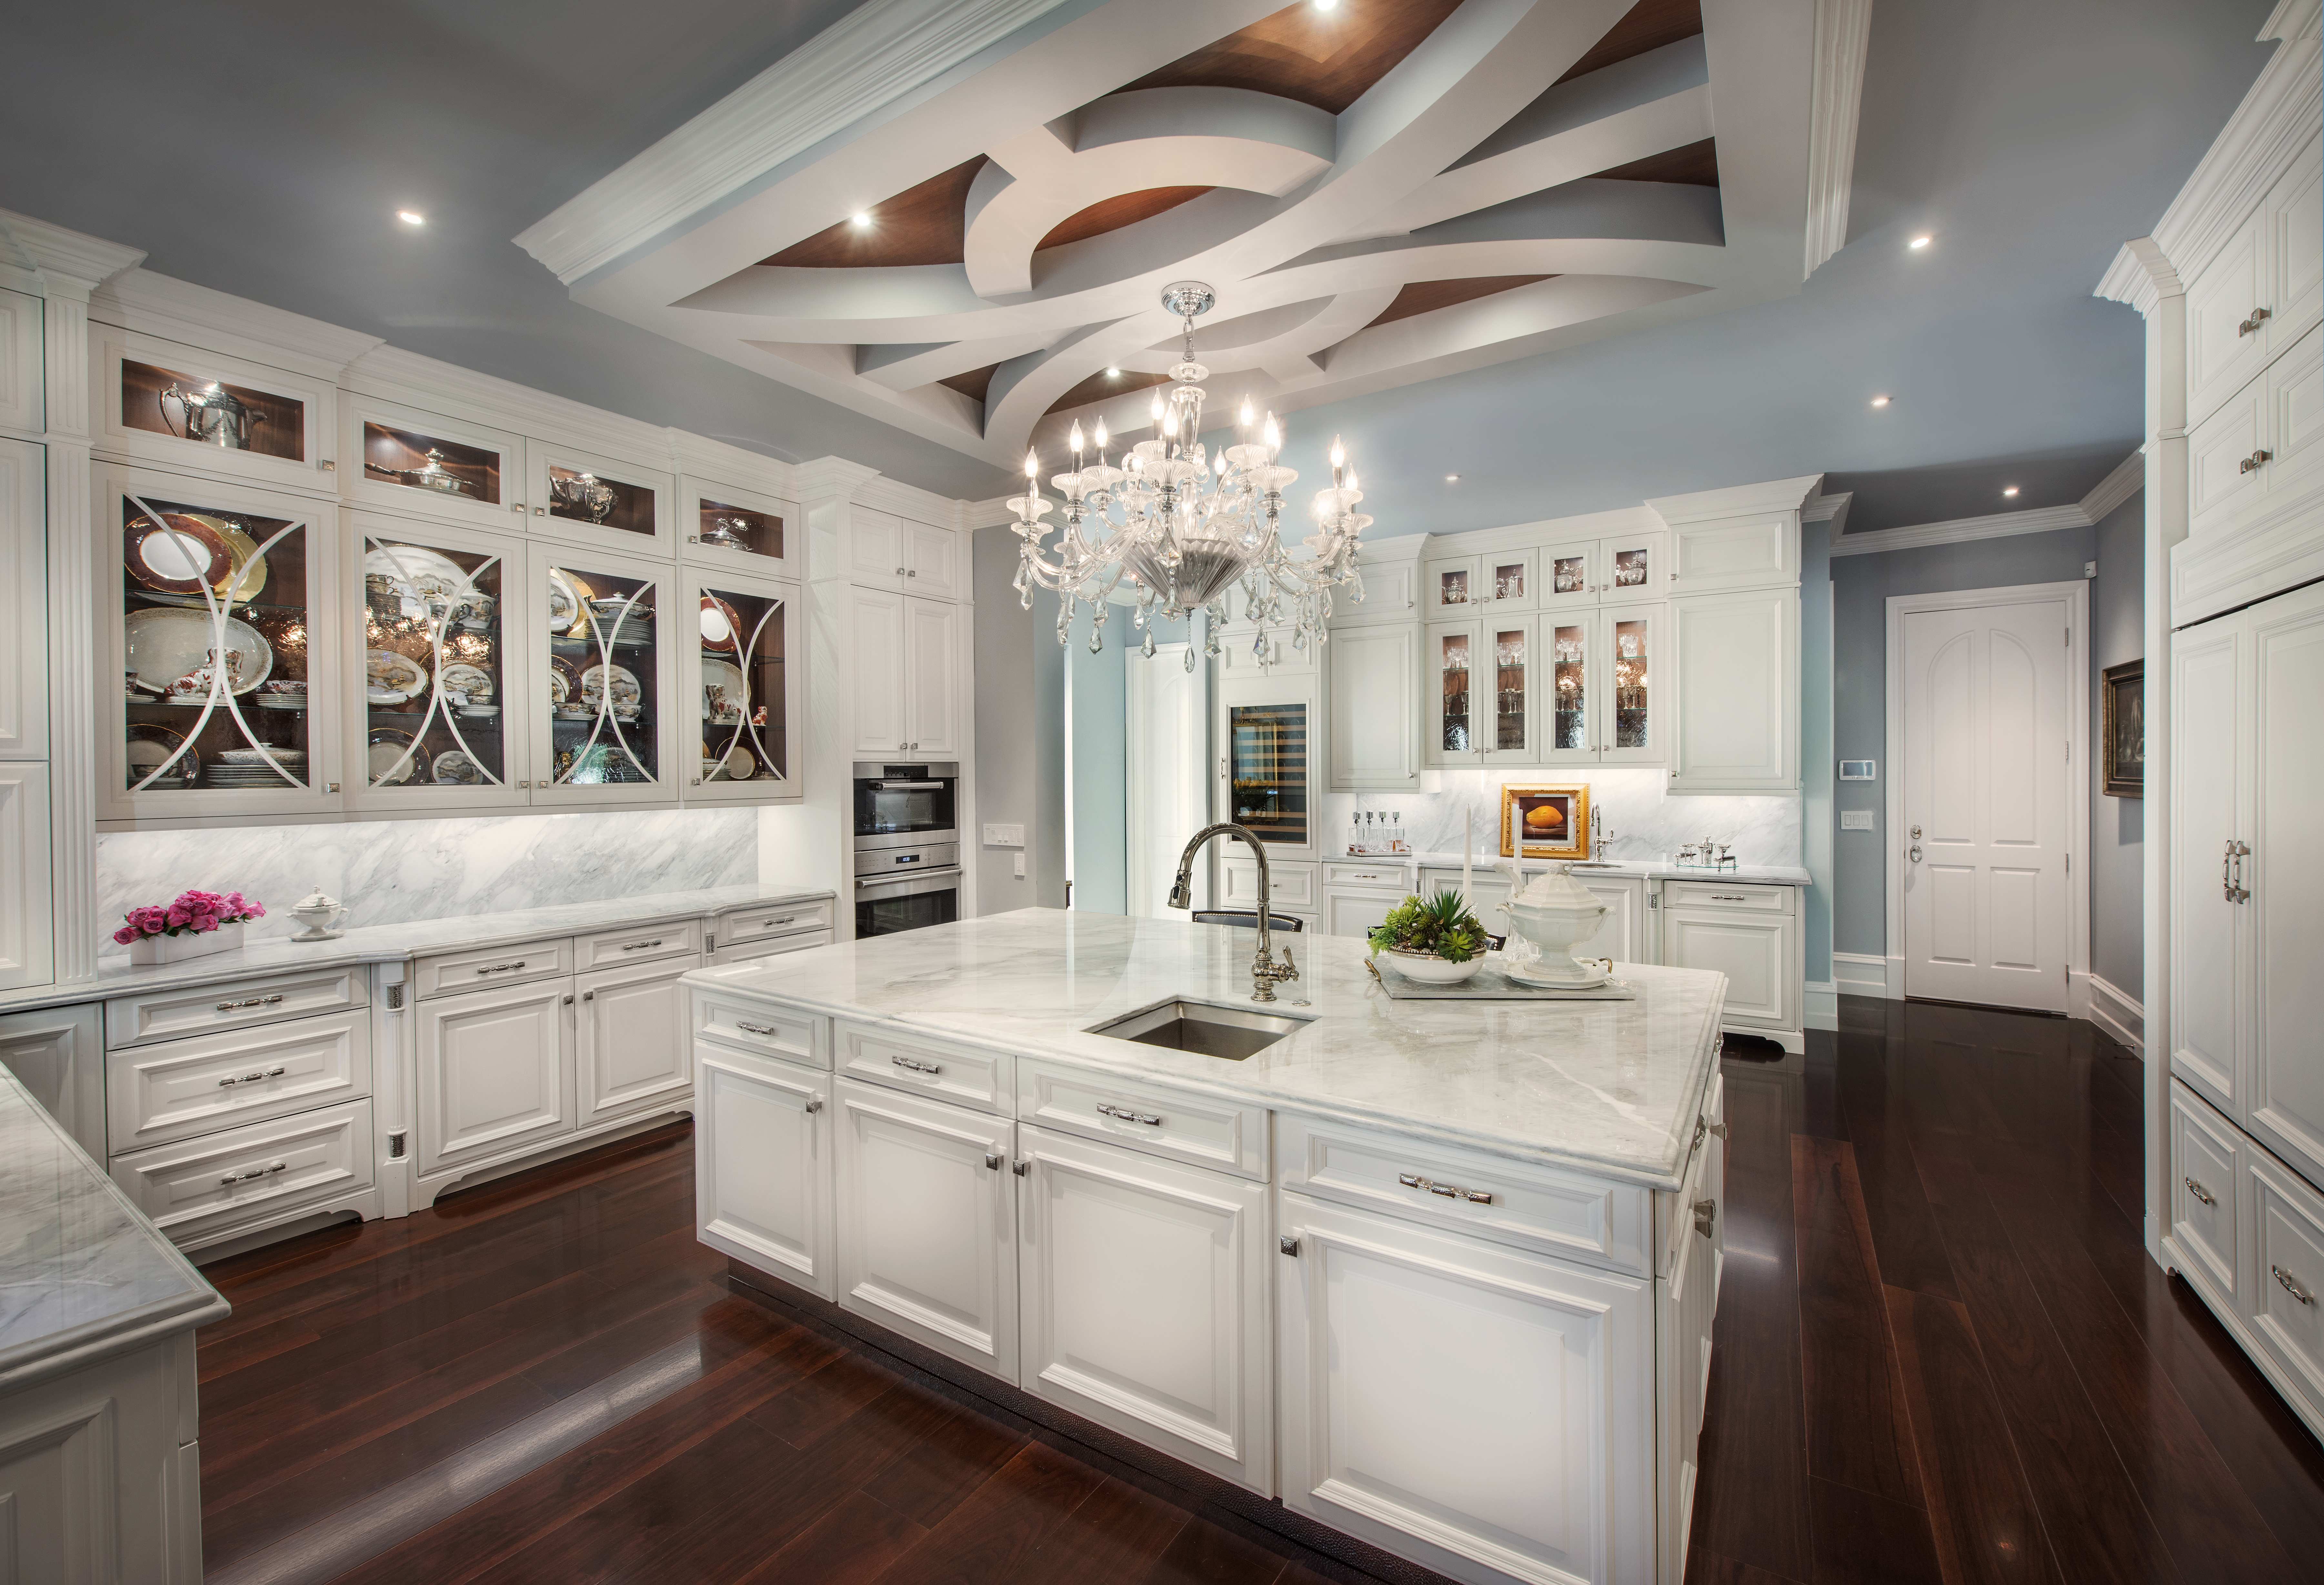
[364, 544, 473, 612]
[438, 662, 493, 704]
[698, 595, 743, 654]
[721, 742, 757, 780]
[367, 728, 427, 786]
[546, 654, 582, 707]
[580, 662, 643, 715]
[124, 722, 196, 787]
[125, 511, 229, 597]
[432, 748, 485, 786]
[547, 569, 592, 636]
[132, 513, 268, 608]
[125, 607, 272, 695]
[366, 648, 429, 704]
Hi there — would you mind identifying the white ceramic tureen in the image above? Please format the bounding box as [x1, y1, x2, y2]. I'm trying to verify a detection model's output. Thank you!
[1497, 862, 1611, 988]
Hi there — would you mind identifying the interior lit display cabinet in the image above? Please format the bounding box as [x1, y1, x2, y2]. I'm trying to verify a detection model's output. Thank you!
[1423, 602, 1662, 770]
[94, 322, 341, 495]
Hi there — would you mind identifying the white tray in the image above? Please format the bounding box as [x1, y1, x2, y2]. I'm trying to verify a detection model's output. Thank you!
[1369, 956, 1639, 1002]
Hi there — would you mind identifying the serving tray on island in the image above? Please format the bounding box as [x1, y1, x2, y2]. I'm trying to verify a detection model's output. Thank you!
[1368, 955, 1639, 1001]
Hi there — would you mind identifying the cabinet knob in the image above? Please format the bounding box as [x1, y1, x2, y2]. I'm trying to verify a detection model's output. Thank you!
[582, 989, 594, 1001]
[561, 994, 573, 1005]
[985, 1151, 1002, 1171]
[804, 1095, 823, 1113]
[1279, 1234, 1301, 1257]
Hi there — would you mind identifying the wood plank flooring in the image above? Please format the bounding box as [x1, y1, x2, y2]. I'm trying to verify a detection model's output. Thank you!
[195, 999, 2324, 1585]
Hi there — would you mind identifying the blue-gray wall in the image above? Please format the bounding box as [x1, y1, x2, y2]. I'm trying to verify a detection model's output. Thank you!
[1831, 526, 2099, 960]
[2089, 495, 2145, 996]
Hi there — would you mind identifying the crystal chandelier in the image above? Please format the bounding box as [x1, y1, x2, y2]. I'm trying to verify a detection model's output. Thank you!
[1009, 282, 1372, 670]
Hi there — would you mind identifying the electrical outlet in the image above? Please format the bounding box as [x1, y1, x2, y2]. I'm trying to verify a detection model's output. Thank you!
[1841, 810, 1875, 831]
[1013, 852, 1026, 879]
[984, 823, 1025, 847]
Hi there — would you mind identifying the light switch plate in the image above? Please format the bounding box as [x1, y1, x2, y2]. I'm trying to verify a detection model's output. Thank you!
[984, 823, 1025, 847]
[1841, 810, 1875, 831]
[1013, 852, 1026, 878]
[1838, 759, 1877, 781]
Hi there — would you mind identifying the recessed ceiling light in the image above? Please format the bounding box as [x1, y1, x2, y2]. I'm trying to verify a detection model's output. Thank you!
[851, 211, 872, 228]
[1869, 395, 1891, 408]
[1909, 235, 1932, 249]
[396, 210, 425, 227]
[2002, 485, 2020, 498]
[1444, 473, 1461, 483]
[1105, 366, 1120, 377]
[1315, 0, 1339, 11]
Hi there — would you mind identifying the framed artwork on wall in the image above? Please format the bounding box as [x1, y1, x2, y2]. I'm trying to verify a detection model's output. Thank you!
[2102, 658, 2142, 798]
[1500, 783, 1591, 860]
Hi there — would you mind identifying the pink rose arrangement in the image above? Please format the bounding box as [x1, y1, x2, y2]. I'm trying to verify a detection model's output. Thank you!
[113, 889, 265, 946]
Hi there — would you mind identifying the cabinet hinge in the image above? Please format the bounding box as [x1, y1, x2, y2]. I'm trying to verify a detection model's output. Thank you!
[385, 984, 404, 1010]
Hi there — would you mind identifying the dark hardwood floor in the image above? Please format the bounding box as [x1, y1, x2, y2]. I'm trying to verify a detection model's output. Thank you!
[194, 999, 2324, 1585]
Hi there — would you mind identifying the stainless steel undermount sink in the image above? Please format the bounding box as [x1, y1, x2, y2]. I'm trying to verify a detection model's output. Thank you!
[1085, 997, 1313, 1061]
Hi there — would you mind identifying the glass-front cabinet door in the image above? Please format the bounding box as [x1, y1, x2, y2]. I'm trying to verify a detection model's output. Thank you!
[1223, 693, 1311, 849]
[97, 326, 337, 493]
[680, 475, 796, 579]
[527, 545, 676, 806]
[1484, 620, 1534, 758]
[1424, 555, 1480, 618]
[1596, 603, 1661, 764]
[1596, 529, 1667, 602]
[350, 517, 529, 810]
[683, 569, 799, 802]
[102, 465, 342, 822]
[1482, 550, 1536, 611]
[1426, 621, 1478, 766]
[1545, 615, 1593, 764]
[527, 441, 674, 557]
[1539, 537, 1597, 612]
[344, 394, 526, 532]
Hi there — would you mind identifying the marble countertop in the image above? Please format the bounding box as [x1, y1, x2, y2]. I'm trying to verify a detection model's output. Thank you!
[0, 1064, 228, 1391]
[1330, 852, 1814, 886]
[0, 883, 838, 1017]
[689, 908, 1726, 1191]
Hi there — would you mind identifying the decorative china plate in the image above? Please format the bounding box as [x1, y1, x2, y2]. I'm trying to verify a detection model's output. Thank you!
[125, 607, 272, 695]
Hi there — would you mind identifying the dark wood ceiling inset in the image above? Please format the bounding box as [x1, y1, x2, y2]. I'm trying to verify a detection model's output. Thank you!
[1119, 0, 1466, 116]
[1043, 367, 1172, 418]
[1038, 187, 1216, 251]
[759, 156, 986, 268]
[1591, 137, 1718, 187]
[938, 362, 1001, 405]
[1363, 275, 1557, 330]
[1555, 0, 1703, 85]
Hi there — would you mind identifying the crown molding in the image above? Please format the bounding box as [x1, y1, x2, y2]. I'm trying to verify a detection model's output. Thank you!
[347, 344, 673, 463]
[964, 494, 1023, 530]
[2096, 236, 2183, 315]
[514, 0, 1079, 285]
[2080, 448, 2147, 522]
[1803, 490, 1853, 535]
[794, 455, 884, 503]
[856, 470, 967, 523]
[1829, 503, 2088, 558]
[1802, 0, 1875, 279]
[667, 428, 799, 496]
[1646, 473, 1824, 526]
[0, 207, 144, 298]
[90, 267, 383, 379]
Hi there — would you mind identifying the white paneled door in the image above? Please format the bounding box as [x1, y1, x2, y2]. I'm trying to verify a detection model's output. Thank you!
[1127, 642, 1209, 916]
[1899, 596, 2071, 1012]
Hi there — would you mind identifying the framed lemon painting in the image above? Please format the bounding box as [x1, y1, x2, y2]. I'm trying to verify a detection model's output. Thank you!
[1501, 783, 1590, 861]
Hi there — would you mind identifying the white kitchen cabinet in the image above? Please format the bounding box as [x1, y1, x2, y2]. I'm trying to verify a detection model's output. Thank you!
[844, 506, 904, 587]
[526, 542, 681, 808]
[848, 587, 955, 757]
[2248, 1150, 2324, 1424]
[1333, 555, 1419, 623]
[680, 473, 796, 579]
[0, 763, 51, 993]
[2189, 322, 2324, 541]
[901, 518, 962, 600]
[110, 1096, 375, 1247]
[1667, 587, 1798, 794]
[2171, 613, 2245, 1115]
[1323, 884, 1402, 940]
[834, 1077, 1017, 1378]
[1276, 1190, 1654, 1585]
[682, 563, 801, 801]
[92, 323, 339, 495]
[1017, 1123, 1273, 1491]
[0, 436, 46, 758]
[2168, 1080, 2245, 1309]
[903, 596, 961, 756]
[1666, 514, 1798, 595]
[523, 438, 675, 558]
[414, 976, 575, 1177]
[576, 956, 695, 1126]
[1661, 888, 1800, 1045]
[0, 286, 38, 435]
[1656, 1075, 1724, 1574]
[1328, 623, 1419, 790]
[1578, 874, 1647, 964]
[0, 1003, 104, 1161]
[106, 1005, 371, 1154]
[695, 1040, 834, 1299]
[1427, 549, 1539, 616]
[2188, 133, 2323, 429]
[344, 391, 528, 532]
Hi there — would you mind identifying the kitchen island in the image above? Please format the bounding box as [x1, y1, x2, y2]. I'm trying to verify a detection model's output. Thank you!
[684, 908, 1727, 1585]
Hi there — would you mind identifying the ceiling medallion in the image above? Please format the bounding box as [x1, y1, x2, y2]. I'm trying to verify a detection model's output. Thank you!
[1008, 283, 1371, 668]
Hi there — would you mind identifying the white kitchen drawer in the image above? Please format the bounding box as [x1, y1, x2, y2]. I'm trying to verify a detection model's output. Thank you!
[106, 965, 368, 1050]
[1277, 1112, 1651, 1276]
[717, 897, 833, 947]
[693, 989, 828, 1069]
[2247, 1151, 2324, 1419]
[1323, 862, 1409, 891]
[711, 930, 832, 966]
[574, 916, 702, 973]
[838, 1020, 1011, 1115]
[1663, 879, 1795, 915]
[412, 936, 571, 1000]
[1015, 1056, 1267, 1179]
[110, 1098, 374, 1246]
[1218, 857, 1317, 911]
[2169, 1080, 2243, 1308]
[108, 1007, 371, 1154]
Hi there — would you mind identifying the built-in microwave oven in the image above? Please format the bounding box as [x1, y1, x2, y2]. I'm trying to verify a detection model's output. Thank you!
[853, 761, 958, 850]
[855, 860, 960, 938]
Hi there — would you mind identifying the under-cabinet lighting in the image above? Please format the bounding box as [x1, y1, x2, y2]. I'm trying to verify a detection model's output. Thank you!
[396, 210, 425, 227]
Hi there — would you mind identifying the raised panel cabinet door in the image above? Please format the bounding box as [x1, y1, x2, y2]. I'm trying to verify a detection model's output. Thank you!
[847, 507, 904, 588]
[1664, 908, 1793, 1029]
[577, 960, 693, 1125]
[1668, 589, 1797, 793]
[0, 1004, 104, 1161]
[2245, 581, 2324, 1186]
[1667, 515, 1796, 594]
[1017, 1125, 1271, 1491]
[2265, 135, 2323, 363]
[0, 286, 39, 434]
[0, 437, 45, 757]
[834, 1078, 1016, 1379]
[1324, 888, 1400, 940]
[2246, 1156, 2324, 1418]
[2171, 615, 2246, 1116]
[527, 543, 679, 808]
[696, 1043, 834, 1298]
[1277, 1192, 1655, 1585]
[1425, 554, 1482, 617]
[1577, 877, 1643, 964]
[2189, 376, 2269, 534]
[2188, 217, 2272, 428]
[2268, 324, 2324, 495]
[415, 979, 573, 1177]
[2168, 1081, 2244, 1308]
[0, 763, 52, 993]
[903, 597, 961, 756]
[849, 585, 907, 755]
[901, 518, 961, 599]
[1328, 623, 1418, 790]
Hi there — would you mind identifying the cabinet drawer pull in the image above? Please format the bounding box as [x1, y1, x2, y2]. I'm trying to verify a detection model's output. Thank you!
[220, 1160, 288, 1185]
[890, 1055, 942, 1075]
[215, 994, 285, 1011]
[764, 916, 797, 927]
[2239, 306, 2273, 337]
[1694, 1197, 1718, 1238]
[619, 939, 664, 952]
[2241, 449, 2274, 474]
[473, 961, 529, 975]
[2183, 1176, 2216, 1207]
[1096, 1103, 1162, 1126]
[1398, 1171, 1493, 1205]
[216, 1065, 289, 1088]
[736, 1019, 778, 1037]
[2274, 1264, 2313, 1305]
[1710, 894, 1750, 903]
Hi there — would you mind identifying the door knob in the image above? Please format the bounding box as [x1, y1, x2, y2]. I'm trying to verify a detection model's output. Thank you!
[1909, 845, 1922, 863]
[1910, 825, 1922, 839]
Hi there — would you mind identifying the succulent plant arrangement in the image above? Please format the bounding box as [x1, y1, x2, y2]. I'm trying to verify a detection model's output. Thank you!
[1368, 889, 1487, 963]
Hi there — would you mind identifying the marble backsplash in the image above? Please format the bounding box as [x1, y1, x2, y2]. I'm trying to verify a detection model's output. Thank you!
[1323, 768, 1801, 867]
[96, 807, 760, 947]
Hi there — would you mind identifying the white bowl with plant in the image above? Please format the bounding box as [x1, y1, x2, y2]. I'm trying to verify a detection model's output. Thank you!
[1368, 890, 1489, 984]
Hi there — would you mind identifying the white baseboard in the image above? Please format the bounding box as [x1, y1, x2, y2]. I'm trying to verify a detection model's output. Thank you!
[1805, 979, 1838, 1031]
[1833, 951, 1896, 1000]
[2084, 971, 2145, 1057]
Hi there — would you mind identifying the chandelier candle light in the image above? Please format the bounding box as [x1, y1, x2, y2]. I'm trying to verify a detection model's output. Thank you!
[1009, 282, 1373, 669]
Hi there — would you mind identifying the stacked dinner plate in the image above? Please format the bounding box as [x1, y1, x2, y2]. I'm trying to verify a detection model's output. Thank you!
[205, 747, 307, 788]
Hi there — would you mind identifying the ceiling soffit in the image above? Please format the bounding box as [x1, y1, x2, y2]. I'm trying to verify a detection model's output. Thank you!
[532, 0, 1858, 467]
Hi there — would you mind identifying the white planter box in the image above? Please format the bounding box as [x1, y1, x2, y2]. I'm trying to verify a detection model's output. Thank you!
[127, 921, 245, 966]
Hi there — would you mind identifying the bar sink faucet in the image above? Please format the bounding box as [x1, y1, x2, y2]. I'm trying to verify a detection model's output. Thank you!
[1168, 822, 1301, 1003]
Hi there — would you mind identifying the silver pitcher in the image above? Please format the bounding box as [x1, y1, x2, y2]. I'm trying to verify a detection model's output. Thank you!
[550, 470, 617, 523]
[161, 381, 264, 450]
[365, 447, 477, 498]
